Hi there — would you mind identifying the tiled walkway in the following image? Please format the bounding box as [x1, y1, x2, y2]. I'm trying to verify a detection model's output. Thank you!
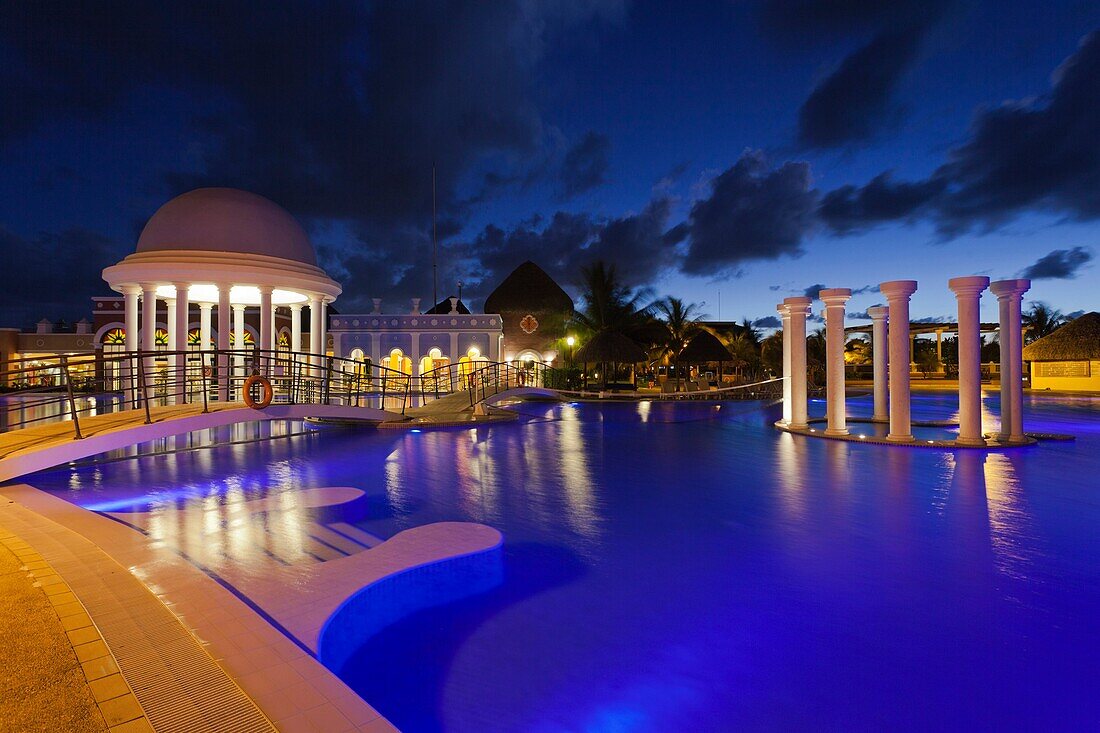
[0, 488, 395, 732]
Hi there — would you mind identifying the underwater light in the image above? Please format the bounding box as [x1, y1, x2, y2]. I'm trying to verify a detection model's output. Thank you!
[410, 429, 422, 433]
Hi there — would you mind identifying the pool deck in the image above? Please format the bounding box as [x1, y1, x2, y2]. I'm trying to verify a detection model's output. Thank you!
[0, 482, 500, 732]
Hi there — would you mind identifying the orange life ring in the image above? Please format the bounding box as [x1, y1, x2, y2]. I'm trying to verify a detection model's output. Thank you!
[202, 365, 213, 378]
[243, 374, 273, 409]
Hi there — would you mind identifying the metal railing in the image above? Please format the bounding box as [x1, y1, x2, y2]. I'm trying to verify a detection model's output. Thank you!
[0, 348, 413, 438]
[410, 360, 567, 409]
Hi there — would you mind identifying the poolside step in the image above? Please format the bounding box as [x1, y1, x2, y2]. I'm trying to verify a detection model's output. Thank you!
[327, 522, 384, 549]
[308, 522, 371, 556]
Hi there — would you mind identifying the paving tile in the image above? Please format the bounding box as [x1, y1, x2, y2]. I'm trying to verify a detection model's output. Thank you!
[54, 600, 87, 618]
[108, 718, 155, 733]
[300, 702, 354, 733]
[81, 655, 121, 682]
[49, 590, 79, 607]
[62, 610, 94, 631]
[89, 673, 131, 703]
[99, 693, 144, 727]
[67, 626, 101, 646]
[74, 639, 110, 663]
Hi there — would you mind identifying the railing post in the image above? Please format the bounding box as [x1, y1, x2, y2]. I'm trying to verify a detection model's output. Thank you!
[137, 350, 153, 424]
[323, 356, 333, 405]
[200, 349, 209, 413]
[59, 355, 83, 440]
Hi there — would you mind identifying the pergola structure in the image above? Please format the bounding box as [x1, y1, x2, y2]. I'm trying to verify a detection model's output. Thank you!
[776, 277, 1031, 447]
[845, 319, 1002, 368]
[101, 188, 341, 399]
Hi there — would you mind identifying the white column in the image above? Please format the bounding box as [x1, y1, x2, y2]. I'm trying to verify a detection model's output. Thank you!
[259, 286, 273, 353]
[867, 306, 889, 422]
[321, 300, 329, 356]
[121, 286, 140, 396]
[233, 304, 246, 386]
[784, 296, 812, 429]
[949, 276, 990, 446]
[991, 279, 1030, 443]
[777, 303, 792, 425]
[166, 299, 177, 356]
[271, 305, 279, 350]
[172, 283, 190, 403]
[820, 288, 851, 436]
[290, 304, 303, 354]
[140, 284, 158, 392]
[199, 302, 213, 365]
[309, 296, 323, 358]
[880, 280, 918, 442]
[217, 285, 231, 401]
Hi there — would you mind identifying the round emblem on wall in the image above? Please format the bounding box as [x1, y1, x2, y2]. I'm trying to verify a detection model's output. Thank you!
[333, 319, 341, 327]
[353, 319, 360, 326]
[36, 339, 44, 347]
[431, 319, 438, 326]
[391, 319, 399, 326]
[411, 319, 418, 326]
[372, 319, 379, 326]
[451, 319, 458, 326]
[520, 314, 539, 334]
[471, 319, 478, 326]
[77, 339, 85, 347]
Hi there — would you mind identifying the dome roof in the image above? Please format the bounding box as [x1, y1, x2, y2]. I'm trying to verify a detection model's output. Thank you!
[136, 188, 317, 266]
[484, 261, 573, 314]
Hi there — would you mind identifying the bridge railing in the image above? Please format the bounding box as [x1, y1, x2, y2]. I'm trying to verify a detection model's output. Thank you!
[0, 348, 413, 438]
[410, 360, 567, 408]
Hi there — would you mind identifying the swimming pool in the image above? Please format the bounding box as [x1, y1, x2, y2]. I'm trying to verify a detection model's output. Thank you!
[25, 393, 1100, 731]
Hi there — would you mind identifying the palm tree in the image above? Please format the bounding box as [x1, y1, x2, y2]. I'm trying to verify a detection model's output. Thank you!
[1022, 301, 1068, 344]
[571, 261, 654, 385]
[571, 261, 654, 338]
[654, 296, 705, 390]
[739, 318, 762, 348]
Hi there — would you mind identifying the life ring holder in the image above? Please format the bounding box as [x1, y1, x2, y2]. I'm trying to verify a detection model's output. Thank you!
[243, 374, 273, 409]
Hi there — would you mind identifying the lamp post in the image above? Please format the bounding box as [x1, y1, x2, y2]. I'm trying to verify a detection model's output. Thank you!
[566, 335, 575, 365]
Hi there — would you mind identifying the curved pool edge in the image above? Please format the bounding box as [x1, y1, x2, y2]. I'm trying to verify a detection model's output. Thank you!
[316, 522, 505, 672]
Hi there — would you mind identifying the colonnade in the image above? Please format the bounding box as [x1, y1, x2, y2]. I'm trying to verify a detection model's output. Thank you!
[778, 277, 1030, 446]
[119, 283, 330, 402]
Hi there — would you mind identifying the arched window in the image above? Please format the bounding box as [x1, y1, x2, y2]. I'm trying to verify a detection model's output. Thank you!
[102, 328, 126, 345]
[229, 331, 254, 347]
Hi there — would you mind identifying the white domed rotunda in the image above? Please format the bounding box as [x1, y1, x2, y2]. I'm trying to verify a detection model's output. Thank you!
[102, 188, 340, 367]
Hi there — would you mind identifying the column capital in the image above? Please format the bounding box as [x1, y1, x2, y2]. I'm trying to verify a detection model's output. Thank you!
[232, 303, 246, 312]
[989, 278, 1031, 299]
[172, 281, 191, 292]
[120, 284, 142, 295]
[289, 303, 304, 312]
[783, 295, 812, 315]
[948, 275, 990, 297]
[867, 305, 888, 321]
[257, 284, 274, 295]
[819, 287, 852, 306]
[879, 280, 918, 299]
[776, 302, 789, 316]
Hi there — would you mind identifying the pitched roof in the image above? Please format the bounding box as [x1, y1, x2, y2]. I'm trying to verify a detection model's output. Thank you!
[1022, 312, 1100, 361]
[575, 330, 648, 363]
[679, 330, 733, 363]
[424, 296, 470, 314]
[484, 261, 574, 314]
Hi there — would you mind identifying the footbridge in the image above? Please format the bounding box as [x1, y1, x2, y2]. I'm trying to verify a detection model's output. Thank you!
[0, 349, 568, 481]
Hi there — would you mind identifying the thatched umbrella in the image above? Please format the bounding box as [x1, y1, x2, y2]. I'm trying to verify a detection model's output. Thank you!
[679, 330, 733, 386]
[1022, 312, 1100, 361]
[575, 330, 648, 389]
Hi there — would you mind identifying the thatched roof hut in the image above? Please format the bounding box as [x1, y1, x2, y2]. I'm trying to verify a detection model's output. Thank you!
[1022, 312, 1100, 361]
[484, 261, 574, 314]
[679, 330, 732, 363]
[575, 330, 648, 364]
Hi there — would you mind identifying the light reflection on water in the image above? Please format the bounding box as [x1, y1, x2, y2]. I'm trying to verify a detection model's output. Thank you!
[25, 393, 1100, 732]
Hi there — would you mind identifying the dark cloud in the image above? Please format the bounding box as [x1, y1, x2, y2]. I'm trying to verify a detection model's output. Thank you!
[0, 0, 623, 291]
[560, 132, 611, 198]
[768, 284, 783, 291]
[797, 27, 923, 148]
[820, 172, 945, 233]
[803, 283, 827, 298]
[1019, 246, 1093, 280]
[821, 31, 1100, 237]
[0, 228, 122, 326]
[446, 197, 681, 306]
[848, 310, 871, 320]
[753, 316, 782, 329]
[682, 151, 818, 275]
[934, 31, 1100, 233]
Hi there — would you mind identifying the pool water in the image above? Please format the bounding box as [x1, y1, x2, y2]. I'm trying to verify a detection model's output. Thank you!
[25, 393, 1100, 732]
